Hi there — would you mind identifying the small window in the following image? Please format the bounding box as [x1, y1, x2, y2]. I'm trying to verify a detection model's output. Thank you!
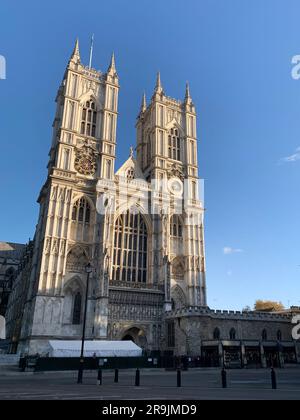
[262, 329, 267, 341]
[277, 330, 282, 341]
[229, 328, 236, 340]
[213, 327, 220, 340]
[126, 168, 135, 180]
[170, 215, 183, 238]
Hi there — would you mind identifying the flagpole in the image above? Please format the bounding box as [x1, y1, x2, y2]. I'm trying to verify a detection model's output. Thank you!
[89, 34, 94, 69]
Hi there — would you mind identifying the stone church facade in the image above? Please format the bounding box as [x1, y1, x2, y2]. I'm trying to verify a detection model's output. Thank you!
[4, 41, 300, 367]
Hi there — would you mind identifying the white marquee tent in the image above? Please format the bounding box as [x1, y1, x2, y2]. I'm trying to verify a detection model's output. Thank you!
[0, 316, 5, 340]
[48, 340, 142, 358]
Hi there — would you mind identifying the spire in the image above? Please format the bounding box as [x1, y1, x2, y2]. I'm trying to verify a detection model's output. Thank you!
[154, 71, 163, 94]
[107, 52, 117, 74]
[184, 81, 193, 105]
[141, 92, 147, 112]
[70, 38, 80, 64]
[185, 82, 191, 100]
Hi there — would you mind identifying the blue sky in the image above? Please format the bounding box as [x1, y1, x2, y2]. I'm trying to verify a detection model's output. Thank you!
[0, 0, 299, 310]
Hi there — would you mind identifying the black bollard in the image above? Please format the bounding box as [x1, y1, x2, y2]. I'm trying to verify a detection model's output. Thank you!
[114, 368, 119, 383]
[97, 368, 102, 386]
[271, 367, 277, 389]
[221, 367, 227, 388]
[177, 369, 181, 387]
[20, 358, 26, 372]
[135, 368, 140, 386]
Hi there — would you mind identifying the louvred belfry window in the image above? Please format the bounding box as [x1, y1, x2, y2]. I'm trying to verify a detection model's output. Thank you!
[80, 100, 97, 137]
[71, 197, 90, 224]
[168, 128, 180, 161]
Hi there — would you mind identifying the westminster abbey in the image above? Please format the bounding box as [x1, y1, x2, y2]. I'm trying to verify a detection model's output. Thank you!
[4, 41, 299, 368]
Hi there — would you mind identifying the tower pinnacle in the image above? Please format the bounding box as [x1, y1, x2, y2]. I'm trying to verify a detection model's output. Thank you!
[141, 92, 147, 112]
[107, 52, 117, 75]
[70, 38, 80, 64]
[185, 82, 191, 100]
[154, 71, 163, 94]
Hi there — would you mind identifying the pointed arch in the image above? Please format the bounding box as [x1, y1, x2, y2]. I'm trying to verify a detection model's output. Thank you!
[170, 256, 185, 279]
[62, 275, 85, 325]
[71, 196, 91, 224]
[66, 245, 89, 273]
[171, 285, 186, 310]
[78, 91, 100, 110]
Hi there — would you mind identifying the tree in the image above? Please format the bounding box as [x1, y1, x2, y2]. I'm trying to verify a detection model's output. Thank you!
[254, 300, 285, 312]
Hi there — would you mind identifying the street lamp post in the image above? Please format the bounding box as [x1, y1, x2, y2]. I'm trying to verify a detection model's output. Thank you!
[77, 262, 93, 384]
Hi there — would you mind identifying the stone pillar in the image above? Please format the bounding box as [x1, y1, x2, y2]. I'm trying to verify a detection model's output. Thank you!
[260, 343, 267, 368]
[241, 342, 246, 368]
[218, 342, 223, 367]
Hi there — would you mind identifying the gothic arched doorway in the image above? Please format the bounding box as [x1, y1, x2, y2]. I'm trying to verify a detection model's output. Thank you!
[121, 327, 147, 349]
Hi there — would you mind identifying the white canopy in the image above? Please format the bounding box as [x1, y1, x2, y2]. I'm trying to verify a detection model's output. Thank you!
[0, 316, 5, 340]
[48, 340, 142, 358]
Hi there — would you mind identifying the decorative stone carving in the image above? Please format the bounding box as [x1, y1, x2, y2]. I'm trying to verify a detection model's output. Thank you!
[74, 145, 97, 175]
[171, 256, 185, 278]
[66, 246, 88, 273]
[167, 163, 184, 181]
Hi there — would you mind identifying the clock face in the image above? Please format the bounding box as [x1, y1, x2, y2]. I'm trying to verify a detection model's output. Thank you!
[167, 177, 183, 196]
[74, 149, 96, 175]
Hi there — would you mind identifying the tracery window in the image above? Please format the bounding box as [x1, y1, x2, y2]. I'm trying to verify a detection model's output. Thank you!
[80, 100, 97, 137]
[71, 197, 91, 224]
[112, 211, 148, 283]
[168, 128, 180, 161]
[170, 214, 182, 237]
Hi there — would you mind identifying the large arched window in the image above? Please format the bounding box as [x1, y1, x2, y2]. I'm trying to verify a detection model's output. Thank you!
[72, 197, 91, 224]
[72, 292, 82, 325]
[112, 210, 148, 283]
[170, 214, 183, 238]
[168, 127, 180, 161]
[80, 100, 97, 137]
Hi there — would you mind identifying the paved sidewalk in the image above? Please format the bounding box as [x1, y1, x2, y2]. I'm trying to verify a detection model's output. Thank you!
[0, 368, 300, 399]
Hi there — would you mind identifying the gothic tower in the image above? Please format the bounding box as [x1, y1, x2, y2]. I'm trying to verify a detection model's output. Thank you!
[136, 74, 207, 310]
[20, 40, 119, 353]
